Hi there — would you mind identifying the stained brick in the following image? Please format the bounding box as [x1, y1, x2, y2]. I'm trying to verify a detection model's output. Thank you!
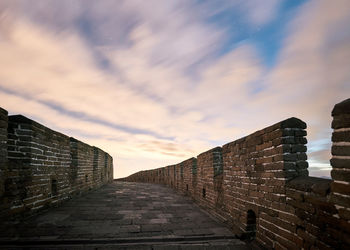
[331, 169, 350, 182]
[332, 114, 350, 129]
[332, 145, 350, 156]
[330, 158, 350, 169]
[332, 131, 350, 142]
[331, 182, 350, 195]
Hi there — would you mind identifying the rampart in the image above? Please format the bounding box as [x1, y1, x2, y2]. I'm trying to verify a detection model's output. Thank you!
[0, 108, 113, 220]
[124, 98, 350, 249]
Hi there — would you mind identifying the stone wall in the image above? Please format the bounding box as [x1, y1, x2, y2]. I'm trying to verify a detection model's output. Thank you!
[0, 109, 113, 220]
[0, 108, 8, 204]
[123, 98, 350, 249]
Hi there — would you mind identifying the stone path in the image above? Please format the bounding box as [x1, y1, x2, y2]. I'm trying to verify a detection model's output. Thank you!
[0, 181, 249, 249]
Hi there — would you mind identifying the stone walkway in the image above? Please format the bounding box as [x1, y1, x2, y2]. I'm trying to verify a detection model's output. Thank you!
[0, 181, 249, 249]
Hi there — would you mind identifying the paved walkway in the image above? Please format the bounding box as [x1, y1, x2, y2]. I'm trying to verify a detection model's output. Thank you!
[0, 181, 249, 249]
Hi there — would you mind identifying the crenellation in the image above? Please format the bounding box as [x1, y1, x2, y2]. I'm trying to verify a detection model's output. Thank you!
[124, 98, 350, 249]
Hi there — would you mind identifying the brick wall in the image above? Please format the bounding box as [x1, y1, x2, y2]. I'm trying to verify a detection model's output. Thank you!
[196, 147, 224, 212]
[222, 117, 308, 248]
[330, 99, 350, 209]
[123, 98, 350, 249]
[0, 108, 8, 209]
[0, 109, 113, 220]
[180, 157, 196, 196]
[276, 99, 350, 249]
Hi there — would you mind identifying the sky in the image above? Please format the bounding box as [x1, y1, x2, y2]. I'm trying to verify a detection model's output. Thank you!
[0, 0, 349, 179]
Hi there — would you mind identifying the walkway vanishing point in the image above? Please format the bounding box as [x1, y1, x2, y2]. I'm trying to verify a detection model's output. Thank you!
[0, 181, 250, 249]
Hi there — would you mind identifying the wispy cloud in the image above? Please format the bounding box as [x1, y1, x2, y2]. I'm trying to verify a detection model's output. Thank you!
[0, 0, 349, 178]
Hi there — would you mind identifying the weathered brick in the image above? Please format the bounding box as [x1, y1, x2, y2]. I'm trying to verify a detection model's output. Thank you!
[279, 211, 302, 225]
[294, 130, 307, 137]
[311, 181, 331, 196]
[331, 169, 350, 182]
[288, 199, 315, 214]
[339, 208, 350, 220]
[297, 228, 316, 245]
[332, 98, 350, 116]
[332, 131, 350, 142]
[329, 193, 350, 208]
[304, 194, 337, 214]
[280, 118, 307, 129]
[275, 233, 299, 250]
[286, 189, 304, 201]
[332, 145, 350, 156]
[332, 114, 350, 129]
[331, 181, 350, 195]
[330, 158, 350, 169]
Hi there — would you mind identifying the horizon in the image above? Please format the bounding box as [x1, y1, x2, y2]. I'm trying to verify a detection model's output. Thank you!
[1, 0, 349, 178]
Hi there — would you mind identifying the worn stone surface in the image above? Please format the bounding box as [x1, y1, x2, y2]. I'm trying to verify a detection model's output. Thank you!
[0, 181, 248, 249]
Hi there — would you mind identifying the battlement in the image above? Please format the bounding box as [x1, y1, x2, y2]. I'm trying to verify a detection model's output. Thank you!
[0, 109, 113, 220]
[124, 98, 350, 249]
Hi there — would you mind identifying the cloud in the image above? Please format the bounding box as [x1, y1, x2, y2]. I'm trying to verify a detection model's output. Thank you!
[7, 0, 224, 70]
[266, 0, 350, 104]
[196, 0, 281, 27]
[254, 0, 350, 175]
[241, 0, 281, 27]
[0, 13, 240, 177]
[309, 149, 331, 164]
[0, 0, 349, 179]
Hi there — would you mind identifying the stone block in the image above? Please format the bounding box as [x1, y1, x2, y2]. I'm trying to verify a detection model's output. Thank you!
[332, 114, 350, 129]
[332, 131, 350, 142]
[330, 158, 350, 169]
[280, 118, 307, 129]
[291, 145, 307, 153]
[311, 180, 331, 196]
[331, 169, 350, 182]
[339, 208, 350, 220]
[332, 145, 350, 156]
[304, 194, 337, 214]
[294, 130, 307, 137]
[332, 98, 350, 116]
[330, 193, 350, 208]
[331, 181, 350, 195]
[286, 189, 304, 201]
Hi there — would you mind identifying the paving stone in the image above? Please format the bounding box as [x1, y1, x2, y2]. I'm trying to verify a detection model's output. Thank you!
[149, 218, 168, 224]
[0, 181, 247, 249]
[173, 229, 195, 236]
[141, 224, 163, 232]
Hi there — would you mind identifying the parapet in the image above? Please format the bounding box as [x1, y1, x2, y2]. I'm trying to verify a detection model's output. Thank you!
[0, 108, 114, 220]
[124, 98, 350, 249]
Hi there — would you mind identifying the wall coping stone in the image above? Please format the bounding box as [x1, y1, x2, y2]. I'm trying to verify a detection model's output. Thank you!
[9, 115, 69, 140]
[332, 98, 350, 116]
[222, 117, 306, 150]
[197, 146, 222, 157]
[0, 107, 8, 115]
[180, 157, 197, 164]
